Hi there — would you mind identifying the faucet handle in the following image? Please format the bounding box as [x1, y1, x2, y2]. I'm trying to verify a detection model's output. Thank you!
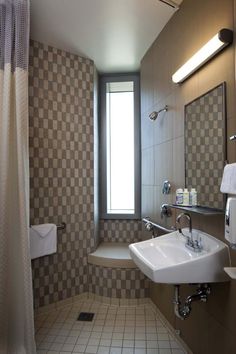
[196, 236, 203, 250]
[160, 204, 172, 219]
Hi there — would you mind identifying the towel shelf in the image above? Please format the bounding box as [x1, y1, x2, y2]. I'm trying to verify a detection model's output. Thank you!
[169, 204, 224, 215]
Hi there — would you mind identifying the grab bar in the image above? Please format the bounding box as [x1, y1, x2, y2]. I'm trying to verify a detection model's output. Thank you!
[57, 222, 66, 230]
[142, 217, 176, 234]
[30, 222, 66, 230]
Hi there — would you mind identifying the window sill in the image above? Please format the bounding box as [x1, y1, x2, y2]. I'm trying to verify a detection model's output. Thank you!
[100, 214, 141, 220]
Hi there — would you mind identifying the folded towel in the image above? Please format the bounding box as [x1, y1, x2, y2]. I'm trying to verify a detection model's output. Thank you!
[220, 163, 236, 194]
[31, 223, 55, 238]
[30, 224, 57, 260]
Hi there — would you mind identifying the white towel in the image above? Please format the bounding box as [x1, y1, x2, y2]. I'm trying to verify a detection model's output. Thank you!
[220, 163, 236, 194]
[30, 223, 57, 260]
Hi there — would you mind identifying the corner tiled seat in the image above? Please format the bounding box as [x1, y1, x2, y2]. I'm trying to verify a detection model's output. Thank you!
[88, 242, 136, 269]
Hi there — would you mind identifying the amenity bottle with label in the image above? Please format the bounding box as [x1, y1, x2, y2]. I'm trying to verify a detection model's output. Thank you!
[190, 188, 197, 206]
[176, 188, 183, 205]
[183, 188, 189, 206]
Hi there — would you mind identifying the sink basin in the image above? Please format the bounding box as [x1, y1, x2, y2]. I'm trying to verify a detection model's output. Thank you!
[129, 229, 230, 284]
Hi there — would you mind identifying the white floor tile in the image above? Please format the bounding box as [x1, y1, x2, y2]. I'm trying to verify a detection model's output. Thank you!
[122, 348, 134, 354]
[134, 349, 146, 354]
[99, 339, 111, 346]
[159, 349, 171, 354]
[110, 348, 122, 354]
[158, 341, 171, 349]
[85, 345, 98, 353]
[73, 344, 86, 353]
[35, 299, 187, 354]
[97, 346, 110, 354]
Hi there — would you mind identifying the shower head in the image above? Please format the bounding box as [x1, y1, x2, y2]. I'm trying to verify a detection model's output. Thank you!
[149, 105, 168, 121]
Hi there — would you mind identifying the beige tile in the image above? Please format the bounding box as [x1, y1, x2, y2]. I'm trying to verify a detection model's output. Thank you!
[173, 89, 185, 139]
[172, 136, 185, 190]
[153, 97, 174, 145]
[153, 186, 173, 228]
[154, 141, 173, 187]
[141, 112, 155, 149]
[141, 186, 155, 221]
[142, 147, 155, 186]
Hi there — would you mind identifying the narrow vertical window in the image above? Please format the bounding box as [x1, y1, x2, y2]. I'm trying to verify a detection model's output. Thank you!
[106, 81, 134, 214]
[100, 75, 140, 219]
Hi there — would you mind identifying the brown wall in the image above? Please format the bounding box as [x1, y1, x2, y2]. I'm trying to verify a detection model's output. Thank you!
[29, 40, 96, 308]
[140, 0, 236, 353]
[29, 40, 148, 307]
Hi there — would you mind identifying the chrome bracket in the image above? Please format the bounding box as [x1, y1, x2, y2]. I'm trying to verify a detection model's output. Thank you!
[162, 180, 171, 194]
[160, 204, 172, 218]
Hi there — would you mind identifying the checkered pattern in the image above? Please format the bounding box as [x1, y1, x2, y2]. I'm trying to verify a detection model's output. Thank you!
[29, 40, 95, 308]
[100, 220, 142, 243]
[88, 264, 150, 299]
[30, 40, 147, 309]
[185, 84, 225, 209]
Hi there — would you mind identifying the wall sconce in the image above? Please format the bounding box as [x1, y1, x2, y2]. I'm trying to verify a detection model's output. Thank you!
[172, 28, 233, 84]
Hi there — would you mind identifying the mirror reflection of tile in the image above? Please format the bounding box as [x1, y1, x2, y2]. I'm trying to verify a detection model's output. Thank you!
[185, 83, 225, 210]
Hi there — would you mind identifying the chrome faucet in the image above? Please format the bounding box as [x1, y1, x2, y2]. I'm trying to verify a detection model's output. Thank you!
[176, 213, 202, 252]
[176, 212, 192, 234]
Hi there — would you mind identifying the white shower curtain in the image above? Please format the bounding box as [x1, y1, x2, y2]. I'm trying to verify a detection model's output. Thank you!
[0, 0, 36, 353]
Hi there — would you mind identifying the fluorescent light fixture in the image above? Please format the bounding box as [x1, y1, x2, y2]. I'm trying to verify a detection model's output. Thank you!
[158, 0, 180, 10]
[172, 29, 233, 83]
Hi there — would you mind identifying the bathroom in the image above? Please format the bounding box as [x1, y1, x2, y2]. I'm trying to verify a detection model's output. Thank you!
[1, 0, 236, 353]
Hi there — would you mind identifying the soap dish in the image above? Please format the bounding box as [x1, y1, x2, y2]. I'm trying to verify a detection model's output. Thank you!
[224, 267, 236, 280]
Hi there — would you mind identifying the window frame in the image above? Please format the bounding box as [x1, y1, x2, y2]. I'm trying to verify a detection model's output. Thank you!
[99, 73, 141, 220]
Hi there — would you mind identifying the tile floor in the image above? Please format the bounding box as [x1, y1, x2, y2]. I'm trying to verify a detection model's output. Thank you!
[35, 298, 187, 354]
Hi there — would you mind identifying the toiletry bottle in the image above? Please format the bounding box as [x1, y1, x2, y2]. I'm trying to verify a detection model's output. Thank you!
[183, 188, 189, 206]
[190, 188, 197, 206]
[176, 188, 183, 205]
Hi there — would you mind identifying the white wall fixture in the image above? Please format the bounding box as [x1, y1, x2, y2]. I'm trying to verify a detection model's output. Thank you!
[172, 28, 233, 83]
[158, 0, 180, 10]
[224, 267, 236, 279]
[129, 229, 230, 284]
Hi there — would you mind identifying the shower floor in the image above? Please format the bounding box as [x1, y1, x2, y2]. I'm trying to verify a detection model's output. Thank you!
[35, 298, 187, 354]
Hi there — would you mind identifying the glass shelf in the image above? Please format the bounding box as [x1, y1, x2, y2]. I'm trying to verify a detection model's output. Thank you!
[170, 204, 224, 216]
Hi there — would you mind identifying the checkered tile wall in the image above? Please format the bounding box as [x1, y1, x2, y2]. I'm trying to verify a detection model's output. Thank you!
[29, 40, 147, 308]
[29, 40, 95, 308]
[185, 84, 225, 209]
[88, 264, 149, 298]
[100, 220, 143, 243]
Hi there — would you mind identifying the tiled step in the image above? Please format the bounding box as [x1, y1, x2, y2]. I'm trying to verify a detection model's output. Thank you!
[88, 242, 137, 269]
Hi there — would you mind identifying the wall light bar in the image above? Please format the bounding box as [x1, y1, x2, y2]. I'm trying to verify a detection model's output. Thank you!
[158, 0, 179, 10]
[172, 29, 233, 84]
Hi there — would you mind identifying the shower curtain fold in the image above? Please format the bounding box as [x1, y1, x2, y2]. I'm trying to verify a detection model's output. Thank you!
[0, 0, 36, 353]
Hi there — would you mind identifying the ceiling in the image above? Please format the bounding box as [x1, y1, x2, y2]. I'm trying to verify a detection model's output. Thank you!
[30, 0, 182, 73]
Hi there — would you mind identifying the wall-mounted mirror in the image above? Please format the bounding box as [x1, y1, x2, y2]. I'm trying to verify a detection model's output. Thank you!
[185, 82, 226, 210]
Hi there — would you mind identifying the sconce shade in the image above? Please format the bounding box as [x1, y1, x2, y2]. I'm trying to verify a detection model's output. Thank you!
[172, 29, 233, 83]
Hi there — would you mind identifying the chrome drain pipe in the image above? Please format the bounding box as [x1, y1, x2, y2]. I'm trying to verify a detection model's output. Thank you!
[173, 284, 211, 320]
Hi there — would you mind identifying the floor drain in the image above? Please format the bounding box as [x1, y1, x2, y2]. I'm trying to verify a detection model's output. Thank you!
[77, 312, 95, 321]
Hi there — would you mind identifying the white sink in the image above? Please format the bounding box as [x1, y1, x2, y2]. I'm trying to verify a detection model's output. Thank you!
[129, 229, 230, 284]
